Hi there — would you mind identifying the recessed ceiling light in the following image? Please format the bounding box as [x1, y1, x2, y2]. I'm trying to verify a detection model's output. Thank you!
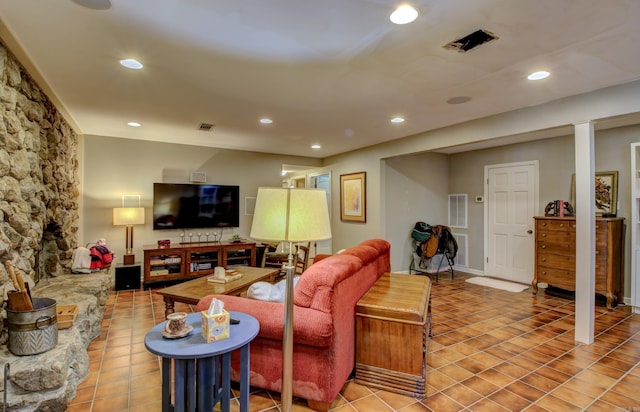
[311, 144, 321, 149]
[528, 71, 550, 80]
[447, 96, 471, 105]
[72, 0, 111, 10]
[127, 122, 141, 127]
[120, 59, 143, 70]
[259, 118, 273, 124]
[391, 117, 405, 123]
[390, 5, 419, 25]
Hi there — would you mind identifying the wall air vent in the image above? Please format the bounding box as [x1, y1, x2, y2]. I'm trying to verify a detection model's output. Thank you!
[198, 123, 215, 131]
[190, 171, 207, 183]
[443, 29, 498, 52]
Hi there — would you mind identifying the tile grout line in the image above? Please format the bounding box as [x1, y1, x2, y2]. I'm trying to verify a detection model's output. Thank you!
[580, 327, 640, 410]
[90, 290, 118, 412]
[430, 289, 630, 410]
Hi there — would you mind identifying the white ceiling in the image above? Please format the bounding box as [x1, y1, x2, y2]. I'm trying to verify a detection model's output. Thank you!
[1, 0, 640, 158]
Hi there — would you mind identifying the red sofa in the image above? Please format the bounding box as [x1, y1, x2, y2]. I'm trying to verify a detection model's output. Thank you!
[195, 238, 391, 411]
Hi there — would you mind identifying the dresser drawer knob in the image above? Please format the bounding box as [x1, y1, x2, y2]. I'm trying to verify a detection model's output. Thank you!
[541, 245, 546, 249]
[559, 223, 564, 227]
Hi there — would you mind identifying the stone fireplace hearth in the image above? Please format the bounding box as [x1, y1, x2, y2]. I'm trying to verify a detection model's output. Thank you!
[0, 39, 93, 411]
[1, 40, 80, 288]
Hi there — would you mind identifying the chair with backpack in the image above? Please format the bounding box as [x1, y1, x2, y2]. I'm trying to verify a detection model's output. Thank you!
[409, 221, 458, 280]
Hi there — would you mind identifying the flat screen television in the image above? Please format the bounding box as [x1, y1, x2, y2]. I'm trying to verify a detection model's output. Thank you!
[153, 183, 240, 230]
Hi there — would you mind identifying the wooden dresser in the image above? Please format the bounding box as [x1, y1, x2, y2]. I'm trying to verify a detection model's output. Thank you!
[355, 273, 431, 398]
[532, 216, 624, 309]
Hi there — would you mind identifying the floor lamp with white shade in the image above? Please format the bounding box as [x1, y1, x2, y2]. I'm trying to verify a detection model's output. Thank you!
[250, 187, 332, 412]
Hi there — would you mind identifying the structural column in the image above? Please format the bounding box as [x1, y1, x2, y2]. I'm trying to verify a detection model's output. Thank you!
[574, 121, 595, 344]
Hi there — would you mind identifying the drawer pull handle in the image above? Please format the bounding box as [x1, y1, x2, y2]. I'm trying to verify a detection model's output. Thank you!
[541, 233, 547, 237]
[559, 224, 564, 227]
[541, 245, 546, 249]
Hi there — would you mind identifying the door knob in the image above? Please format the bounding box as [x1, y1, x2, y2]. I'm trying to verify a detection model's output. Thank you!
[527, 230, 533, 234]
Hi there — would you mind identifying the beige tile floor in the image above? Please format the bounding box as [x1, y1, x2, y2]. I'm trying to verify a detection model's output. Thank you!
[66, 272, 640, 411]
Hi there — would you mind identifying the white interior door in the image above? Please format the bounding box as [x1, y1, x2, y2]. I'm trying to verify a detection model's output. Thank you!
[485, 161, 538, 284]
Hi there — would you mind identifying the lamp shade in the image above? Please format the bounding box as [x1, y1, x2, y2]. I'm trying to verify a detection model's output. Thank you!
[250, 188, 331, 242]
[113, 207, 145, 226]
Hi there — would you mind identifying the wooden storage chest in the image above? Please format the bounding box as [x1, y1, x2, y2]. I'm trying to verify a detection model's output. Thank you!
[355, 273, 431, 398]
[532, 216, 624, 309]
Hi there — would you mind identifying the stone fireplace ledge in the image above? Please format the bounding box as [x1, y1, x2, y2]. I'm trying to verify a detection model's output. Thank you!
[1, 271, 112, 412]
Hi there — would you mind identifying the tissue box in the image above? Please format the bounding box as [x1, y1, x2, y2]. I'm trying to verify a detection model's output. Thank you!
[201, 310, 230, 342]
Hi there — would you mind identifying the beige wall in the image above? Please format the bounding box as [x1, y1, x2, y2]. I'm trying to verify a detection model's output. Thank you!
[384, 153, 450, 271]
[81, 135, 320, 261]
[79, 84, 640, 302]
[448, 126, 640, 297]
[449, 135, 575, 271]
[314, 81, 640, 304]
[323, 126, 639, 297]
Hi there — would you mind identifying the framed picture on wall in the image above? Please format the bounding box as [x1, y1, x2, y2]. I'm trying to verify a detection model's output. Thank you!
[340, 172, 366, 222]
[570, 171, 618, 216]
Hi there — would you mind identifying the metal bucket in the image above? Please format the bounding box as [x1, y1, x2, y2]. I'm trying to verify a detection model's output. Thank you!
[7, 298, 58, 356]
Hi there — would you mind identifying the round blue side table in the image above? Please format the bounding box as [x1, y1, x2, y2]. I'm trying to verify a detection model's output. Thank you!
[145, 311, 259, 412]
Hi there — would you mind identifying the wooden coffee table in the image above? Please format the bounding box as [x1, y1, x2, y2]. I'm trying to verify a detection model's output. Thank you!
[156, 266, 279, 318]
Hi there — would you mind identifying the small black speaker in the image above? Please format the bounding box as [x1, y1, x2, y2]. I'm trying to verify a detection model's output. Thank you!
[115, 264, 141, 291]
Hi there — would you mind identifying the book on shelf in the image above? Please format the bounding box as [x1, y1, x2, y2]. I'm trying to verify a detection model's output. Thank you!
[150, 269, 169, 276]
[207, 272, 243, 283]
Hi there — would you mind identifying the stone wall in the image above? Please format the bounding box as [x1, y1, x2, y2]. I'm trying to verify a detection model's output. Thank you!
[0, 39, 80, 287]
[1, 272, 111, 412]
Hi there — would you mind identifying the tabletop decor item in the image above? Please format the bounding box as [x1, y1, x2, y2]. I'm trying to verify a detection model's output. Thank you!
[164, 312, 188, 335]
[201, 298, 230, 342]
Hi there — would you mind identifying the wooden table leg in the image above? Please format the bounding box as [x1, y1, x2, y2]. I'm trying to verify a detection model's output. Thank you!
[163, 296, 175, 318]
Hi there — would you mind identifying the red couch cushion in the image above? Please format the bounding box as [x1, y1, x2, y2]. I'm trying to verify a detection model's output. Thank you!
[195, 294, 334, 347]
[294, 254, 361, 311]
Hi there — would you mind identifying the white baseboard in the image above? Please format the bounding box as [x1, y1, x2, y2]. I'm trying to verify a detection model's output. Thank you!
[395, 266, 483, 276]
[453, 266, 483, 276]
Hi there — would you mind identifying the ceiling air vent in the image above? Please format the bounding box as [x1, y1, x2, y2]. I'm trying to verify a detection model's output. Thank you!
[198, 123, 215, 131]
[443, 29, 498, 52]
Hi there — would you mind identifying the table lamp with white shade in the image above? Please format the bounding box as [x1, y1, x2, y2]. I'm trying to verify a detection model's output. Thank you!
[112, 207, 145, 265]
[250, 187, 331, 412]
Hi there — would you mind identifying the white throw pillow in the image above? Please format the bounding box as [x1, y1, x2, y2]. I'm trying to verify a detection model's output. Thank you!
[247, 276, 301, 302]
